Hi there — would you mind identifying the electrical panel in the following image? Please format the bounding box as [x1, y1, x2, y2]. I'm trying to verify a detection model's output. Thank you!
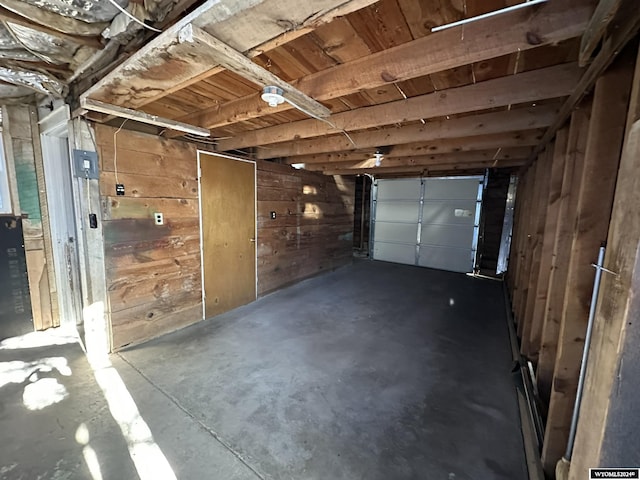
[73, 150, 99, 179]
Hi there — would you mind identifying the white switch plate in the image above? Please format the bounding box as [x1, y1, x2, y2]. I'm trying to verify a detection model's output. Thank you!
[154, 212, 164, 225]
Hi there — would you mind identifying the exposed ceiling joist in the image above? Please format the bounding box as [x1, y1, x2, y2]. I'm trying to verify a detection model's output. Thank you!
[186, 0, 595, 131]
[258, 104, 560, 159]
[285, 130, 545, 164]
[303, 147, 533, 171]
[531, 0, 640, 163]
[80, 98, 210, 137]
[178, 24, 331, 119]
[82, 0, 380, 110]
[217, 63, 582, 151]
[579, 0, 623, 66]
[322, 159, 527, 176]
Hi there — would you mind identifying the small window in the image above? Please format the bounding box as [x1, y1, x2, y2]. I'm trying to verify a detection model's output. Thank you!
[0, 132, 12, 214]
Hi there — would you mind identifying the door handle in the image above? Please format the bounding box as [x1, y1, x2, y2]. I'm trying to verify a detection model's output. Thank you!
[249, 238, 256, 242]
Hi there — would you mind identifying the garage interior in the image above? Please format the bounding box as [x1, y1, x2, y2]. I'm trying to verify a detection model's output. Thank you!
[0, 0, 639, 479]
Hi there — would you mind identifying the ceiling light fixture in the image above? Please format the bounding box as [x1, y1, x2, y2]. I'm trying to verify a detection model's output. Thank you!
[261, 86, 285, 107]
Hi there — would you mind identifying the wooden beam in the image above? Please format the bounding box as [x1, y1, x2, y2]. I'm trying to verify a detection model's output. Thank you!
[80, 98, 211, 137]
[321, 159, 526, 176]
[520, 144, 554, 348]
[285, 130, 545, 164]
[178, 24, 330, 119]
[303, 148, 533, 172]
[579, 0, 623, 66]
[568, 46, 640, 479]
[525, 127, 569, 362]
[259, 105, 560, 159]
[536, 103, 591, 407]
[0, 6, 103, 49]
[82, 0, 380, 110]
[531, 0, 640, 163]
[217, 64, 582, 151]
[541, 50, 634, 476]
[187, 0, 594, 130]
[0, 0, 107, 36]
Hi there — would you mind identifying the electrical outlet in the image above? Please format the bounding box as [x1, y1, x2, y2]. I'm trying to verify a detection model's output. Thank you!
[154, 213, 164, 225]
[270, 211, 277, 219]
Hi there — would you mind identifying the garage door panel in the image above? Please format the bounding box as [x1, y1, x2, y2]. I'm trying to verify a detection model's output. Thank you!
[375, 201, 420, 223]
[421, 200, 477, 226]
[418, 245, 474, 273]
[376, 222, 418, 244]
[420, 224, 475, 249]
[372, 177, 482, 273]
[373, 242, 416, 265]
[377, 179, 422, 200]
[424, 178, 481, 200]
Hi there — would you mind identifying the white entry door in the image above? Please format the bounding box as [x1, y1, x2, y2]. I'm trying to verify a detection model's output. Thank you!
[372, 177, 483, 273]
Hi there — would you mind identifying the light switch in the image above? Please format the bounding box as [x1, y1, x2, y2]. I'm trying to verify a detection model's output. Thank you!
[154, 213, 164, 225]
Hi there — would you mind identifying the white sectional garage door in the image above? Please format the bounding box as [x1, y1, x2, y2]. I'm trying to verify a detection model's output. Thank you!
[372, 177, 483, 273]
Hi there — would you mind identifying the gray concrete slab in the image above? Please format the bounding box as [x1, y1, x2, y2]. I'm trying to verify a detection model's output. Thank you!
[120, 260, 528, 480]
[0, 260, 527, 479]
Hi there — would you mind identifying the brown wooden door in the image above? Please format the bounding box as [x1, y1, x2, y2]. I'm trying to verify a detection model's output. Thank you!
[199, 152, 256, 318]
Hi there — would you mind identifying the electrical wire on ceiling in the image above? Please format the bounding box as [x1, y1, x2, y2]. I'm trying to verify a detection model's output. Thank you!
[105, 0, 162, 33]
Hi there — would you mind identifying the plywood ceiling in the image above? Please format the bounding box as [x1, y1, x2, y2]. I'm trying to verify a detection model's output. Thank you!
[83, 0, 599, 177]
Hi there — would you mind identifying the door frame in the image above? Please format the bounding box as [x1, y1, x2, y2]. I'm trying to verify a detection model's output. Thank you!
[38, 105, 83, 330]
[197, 150, 257, 319]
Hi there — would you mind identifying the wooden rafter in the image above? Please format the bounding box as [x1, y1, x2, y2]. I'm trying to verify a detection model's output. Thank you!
[531, 0, 640, 163]
[579, 0, 623, 66]
[284, 130, 545, 164]
[183, 0, 594, 131]
[217, 63, 582, 151]
[258, 105, 560, 159]
[178, 24, 331, 119]
[322, 159, 527, 176]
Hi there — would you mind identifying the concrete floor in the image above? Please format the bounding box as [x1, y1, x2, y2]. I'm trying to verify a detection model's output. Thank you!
[0, 260, 527, 480]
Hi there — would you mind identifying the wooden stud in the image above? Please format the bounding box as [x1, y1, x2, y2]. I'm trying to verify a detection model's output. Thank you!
[536, 104, 592, 406]
[525, 127, 569, 362]
[541, 50, 634, 476]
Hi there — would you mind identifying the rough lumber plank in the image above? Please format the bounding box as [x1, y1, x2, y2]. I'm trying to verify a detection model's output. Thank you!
[111, 303, 203, 351]
[83, 0, 379, 109]
[102, 197, 198, 221]
[536, 105, 592, 406]
[531, 0, 640, 163]
[306, 148, 532, 171]
[191, 0, 594, 130]
[100, 172, 198, 199]
[322, 159, 526, 176]
[541, 49, 634, 476]
[520, 144, 555, 356]
[286, 130, 545, 164]
[579, 0, 623, 66]
[217, 63, 582, 150]
[260, 105, 560, 158]
[180, 24, 331, 119]
[568, 60, 640, 480]
[525, 128, 569, 362]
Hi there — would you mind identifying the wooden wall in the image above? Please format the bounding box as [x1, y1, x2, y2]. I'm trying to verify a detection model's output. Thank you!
[256, 161, 354, 295]
[505, 47, 637, 477]
[2, 104, 55, 331]
[96, 125, 203, 350]
[96, 126, 354, 350]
